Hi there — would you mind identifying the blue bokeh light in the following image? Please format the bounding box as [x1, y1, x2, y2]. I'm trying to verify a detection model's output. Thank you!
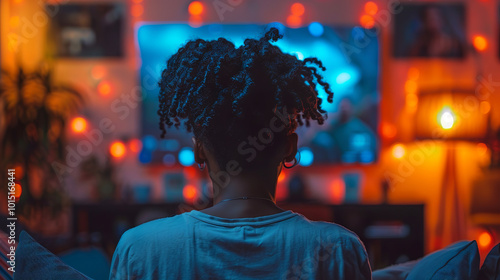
[298, 147, 314, 167]
[336, 72, 352, 84]
[142, 135, 157, 151]
[308, 22, 324, 37]
[163, 153, 176, 166]
[138, 150, 152, 164]
[178, 148, 195, 166]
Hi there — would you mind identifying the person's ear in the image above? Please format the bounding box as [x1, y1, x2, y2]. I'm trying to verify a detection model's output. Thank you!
[192, 137, 206, 164]
[284, 133, 298, 162]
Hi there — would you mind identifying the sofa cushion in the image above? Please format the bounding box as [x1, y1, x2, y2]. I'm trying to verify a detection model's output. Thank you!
[478, 243, 500, 280]
[373, 260, 419, 280]
[14, 231, 92, 280]
[407, 240, 480, 280]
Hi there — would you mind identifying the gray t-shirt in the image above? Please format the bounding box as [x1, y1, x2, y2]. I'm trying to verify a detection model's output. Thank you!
[109, 210, 372, 279]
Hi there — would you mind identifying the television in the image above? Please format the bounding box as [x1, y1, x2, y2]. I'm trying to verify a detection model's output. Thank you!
[137, 23, 380, 166]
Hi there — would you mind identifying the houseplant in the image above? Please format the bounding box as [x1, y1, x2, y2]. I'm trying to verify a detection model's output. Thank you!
[0, 63, 83, 217]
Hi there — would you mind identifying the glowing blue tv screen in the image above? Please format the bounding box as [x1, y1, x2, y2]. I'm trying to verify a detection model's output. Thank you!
[137, 23, 379, 166]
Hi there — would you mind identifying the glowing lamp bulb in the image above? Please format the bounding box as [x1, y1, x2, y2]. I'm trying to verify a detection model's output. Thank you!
[188, 1, 204, 16]
[439, 109, 454, 130]
[71, 117, 87, 133]
[110, 141, 126, 158]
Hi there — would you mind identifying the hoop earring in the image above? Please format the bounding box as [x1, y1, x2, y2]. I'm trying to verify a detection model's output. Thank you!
[283, 152, 301, 169]
[198, 162, 206, 171]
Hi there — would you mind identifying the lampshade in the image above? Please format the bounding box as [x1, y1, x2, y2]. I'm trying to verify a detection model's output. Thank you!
[414, 89, 490, 141]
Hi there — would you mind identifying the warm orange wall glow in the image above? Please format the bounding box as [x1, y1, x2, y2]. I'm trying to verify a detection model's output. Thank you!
[407, 67, 420, 81]
[110, 141, 126, 158]
[91, 65, 106, 80]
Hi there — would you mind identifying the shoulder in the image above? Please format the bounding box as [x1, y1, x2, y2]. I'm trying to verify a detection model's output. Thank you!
[291, 214, 367, 252]
[117, 212, 192, 250]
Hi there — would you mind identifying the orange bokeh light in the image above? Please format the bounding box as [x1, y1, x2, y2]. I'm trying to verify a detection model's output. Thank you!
[405, 80, 417, 94]
[183, 185, 198, 202]
[184, 166, 198, 179]
[129, 139, 142, 153]
[330, 179, 345, 204]
[286, 15, 302, 28]
[392, 143, 406, 159]
[98, 81, 112, 96]
[110, 141, 126, 158]
[188, 1, 204, 16]
[480, 101, 491, 114]
[478, 231, 492, 248]
[131, 4, 144, 17]
[291, 3, 305, 16]
[188, 15, 203, 28]
[13, 165, 24, 179]
[364, 1, 378, 16]
[360, 15, 375, 29]
[406, 93, 419, 110]
[473, 35, 487, 51]
[14, 183, 22, 199]
[381, 122, 397, 139]
[71, 117, 87, 133]
[476, 143, 488, 155]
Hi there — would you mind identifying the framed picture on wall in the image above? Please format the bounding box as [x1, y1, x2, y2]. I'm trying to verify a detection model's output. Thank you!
[46, 4, 124, 58]
[393, 3, 466, 58]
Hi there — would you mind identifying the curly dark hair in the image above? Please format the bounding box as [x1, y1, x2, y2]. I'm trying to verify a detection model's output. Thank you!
[158, 27, 334, 169]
